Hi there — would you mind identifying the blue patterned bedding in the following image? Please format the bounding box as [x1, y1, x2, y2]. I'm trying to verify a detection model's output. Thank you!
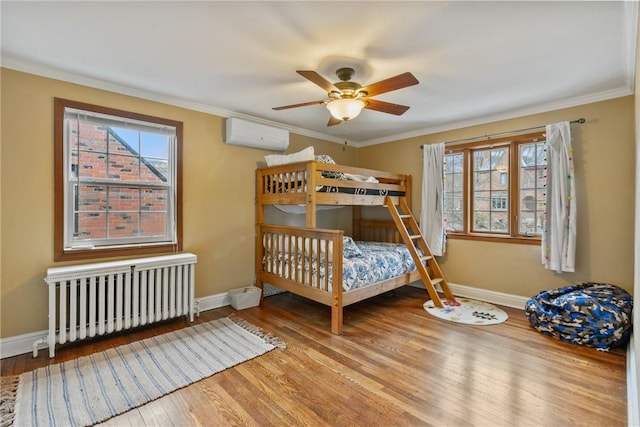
[264, 240, 418, 292]
[343, 241, 418, 290]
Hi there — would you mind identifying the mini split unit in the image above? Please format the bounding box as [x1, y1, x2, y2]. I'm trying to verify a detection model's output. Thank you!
[224, 117, 289, 151]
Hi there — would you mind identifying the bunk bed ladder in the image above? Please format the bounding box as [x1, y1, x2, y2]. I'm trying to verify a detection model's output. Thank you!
[386, 197, 455, 308]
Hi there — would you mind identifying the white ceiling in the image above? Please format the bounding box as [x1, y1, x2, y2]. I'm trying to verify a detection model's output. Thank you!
[1, 1, 637, 147]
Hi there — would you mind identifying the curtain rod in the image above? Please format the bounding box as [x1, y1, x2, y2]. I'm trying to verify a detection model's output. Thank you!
[419, 118, 586, 149]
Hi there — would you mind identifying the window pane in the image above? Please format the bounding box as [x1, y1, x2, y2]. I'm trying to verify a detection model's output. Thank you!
[491, 211, 508, 232]
[108, 187, 140, 211]
[518, 142, 546, 235]
[474, 191, 491, 211]
[77, 184, 107, 211]
[473, 211, 490, 231]
[108, 154, 140, 180]
[141, 188, 168, 211]
[491, 170, 508, 189]
[73, 185, 172, 242]
[453, 173, 463, 192]
[474, 151, 491, 171]
[475, 170, 490, 187]
[75, 212, 107, 240]
[108, 212, 140, 238]
[444, 195, 463, 231]
[520, 168, 535, 189]
[141, 159, 169, 183]
[77, 150, 108, 179]
[472, 147, 509, 233]
[445, 172, 454, 193]
[78, 122, 108, 153]
[140, 212, 168, 237]
[141, 133, 169, 159]
[109, 128, 138, 156]
[520, 189, 536, 211]
[490, 148, 508, 171]
[520, 211, 536, 234]
[112, 126, 138, 147]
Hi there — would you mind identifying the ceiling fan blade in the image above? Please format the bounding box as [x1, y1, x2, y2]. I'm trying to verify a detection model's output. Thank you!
[362, 72, 419, 97]
[327, 115, 342, 126]
[272, 100, 326, 111]
[297, 70, 339, 93]
[364, 99, 410, 116]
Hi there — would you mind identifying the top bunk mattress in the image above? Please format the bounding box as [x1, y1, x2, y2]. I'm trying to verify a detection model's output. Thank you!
[258, 147, 408, 203]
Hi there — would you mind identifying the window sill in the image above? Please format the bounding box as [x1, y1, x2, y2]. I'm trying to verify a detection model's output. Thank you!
[446, 233, 541, 246]
[55, 243, 181, 262]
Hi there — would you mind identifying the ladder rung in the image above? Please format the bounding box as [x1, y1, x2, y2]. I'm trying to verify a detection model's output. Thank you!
[387, 196, 453, 304]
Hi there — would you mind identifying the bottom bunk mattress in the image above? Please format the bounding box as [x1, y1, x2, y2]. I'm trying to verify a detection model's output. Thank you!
[263, 238, 418, 292]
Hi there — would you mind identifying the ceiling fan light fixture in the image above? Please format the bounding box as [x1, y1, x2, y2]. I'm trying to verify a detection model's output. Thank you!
[326, 98, 365, 121]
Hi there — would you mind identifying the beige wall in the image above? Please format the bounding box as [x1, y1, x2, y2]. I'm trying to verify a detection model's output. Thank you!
[360, 96, 635, 298]
[0, 68, 356, 338]
[1, 68, 634, 339]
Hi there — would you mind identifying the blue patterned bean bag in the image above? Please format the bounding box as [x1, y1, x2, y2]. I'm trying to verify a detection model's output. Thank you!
[525, 282, 633, 350]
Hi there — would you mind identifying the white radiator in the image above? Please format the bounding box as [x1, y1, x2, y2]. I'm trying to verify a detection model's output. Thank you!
[37, 253, 197, 358]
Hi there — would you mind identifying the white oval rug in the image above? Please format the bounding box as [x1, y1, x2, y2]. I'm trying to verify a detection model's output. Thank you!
[423, 297, 508, 325]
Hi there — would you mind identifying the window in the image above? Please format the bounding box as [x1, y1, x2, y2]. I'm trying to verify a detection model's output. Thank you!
[443, 131, 545, 244]
[443, 152, 464, 232]
[54, 98, 183, 260]
[518, 141, 547, 235]
[472, 146, 509, 233]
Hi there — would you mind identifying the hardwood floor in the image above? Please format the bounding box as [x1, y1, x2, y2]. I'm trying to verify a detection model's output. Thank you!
[2, 286, 627, 426]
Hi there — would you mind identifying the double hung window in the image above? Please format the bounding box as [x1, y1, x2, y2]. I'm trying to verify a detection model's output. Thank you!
[54, 98, 183, 260]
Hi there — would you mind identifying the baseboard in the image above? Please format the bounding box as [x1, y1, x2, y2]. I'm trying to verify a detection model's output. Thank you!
[195, 292, 231, 314]
[5, 285, 636, 422]
[628, 334, 639, 427]
[0, 283, 527, 359]
[1, 289, 253, 359]
[7, 282, 637, 424]
[1, 330, 49, 359]
[410, 281, 528, 310]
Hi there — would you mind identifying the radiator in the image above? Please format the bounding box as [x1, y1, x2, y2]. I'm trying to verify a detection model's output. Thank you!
[37, 253, 197, 358]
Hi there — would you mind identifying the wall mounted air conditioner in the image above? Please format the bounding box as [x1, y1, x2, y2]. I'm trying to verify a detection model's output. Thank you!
[224, 117, 289, 152]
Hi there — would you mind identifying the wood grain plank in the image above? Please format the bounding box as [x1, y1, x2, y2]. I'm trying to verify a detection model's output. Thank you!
[0, 287, 626, 426]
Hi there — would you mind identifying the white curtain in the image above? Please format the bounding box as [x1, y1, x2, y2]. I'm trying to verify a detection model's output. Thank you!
[420, 143, 446, 256]
[542, 121, 577, 273]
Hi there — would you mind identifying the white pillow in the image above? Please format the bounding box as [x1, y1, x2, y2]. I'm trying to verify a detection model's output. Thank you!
[265, 146, 314, 166]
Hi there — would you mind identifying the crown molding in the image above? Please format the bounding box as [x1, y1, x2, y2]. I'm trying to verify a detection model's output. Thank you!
[0, 56, 354, 146]
[357, 2, 638, 148]
[357, 86, 634, 147]
[2, 55, 634, 149]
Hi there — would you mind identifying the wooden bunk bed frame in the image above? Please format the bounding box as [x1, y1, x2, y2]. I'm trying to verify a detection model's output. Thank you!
[255, 160, 452, 334]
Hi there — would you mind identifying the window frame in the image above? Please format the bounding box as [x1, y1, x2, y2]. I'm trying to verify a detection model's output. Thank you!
[54, 98, 183, 261]
[443, 131, 545, 245]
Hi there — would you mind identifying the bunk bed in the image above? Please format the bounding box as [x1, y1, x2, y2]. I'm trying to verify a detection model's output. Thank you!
[255, 149, 451, 334]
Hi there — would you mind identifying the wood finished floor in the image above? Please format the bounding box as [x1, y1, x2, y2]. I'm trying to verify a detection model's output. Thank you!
[2, 286, 627, 426]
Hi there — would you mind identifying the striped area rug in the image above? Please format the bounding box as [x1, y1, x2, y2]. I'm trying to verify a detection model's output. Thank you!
[10, 316, 285, 427]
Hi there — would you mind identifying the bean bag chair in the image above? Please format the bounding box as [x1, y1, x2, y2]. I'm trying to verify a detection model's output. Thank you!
[525, 282, 633, 350]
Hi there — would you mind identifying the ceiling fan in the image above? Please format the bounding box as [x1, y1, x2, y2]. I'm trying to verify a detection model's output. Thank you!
[273, 67, 419, 126]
